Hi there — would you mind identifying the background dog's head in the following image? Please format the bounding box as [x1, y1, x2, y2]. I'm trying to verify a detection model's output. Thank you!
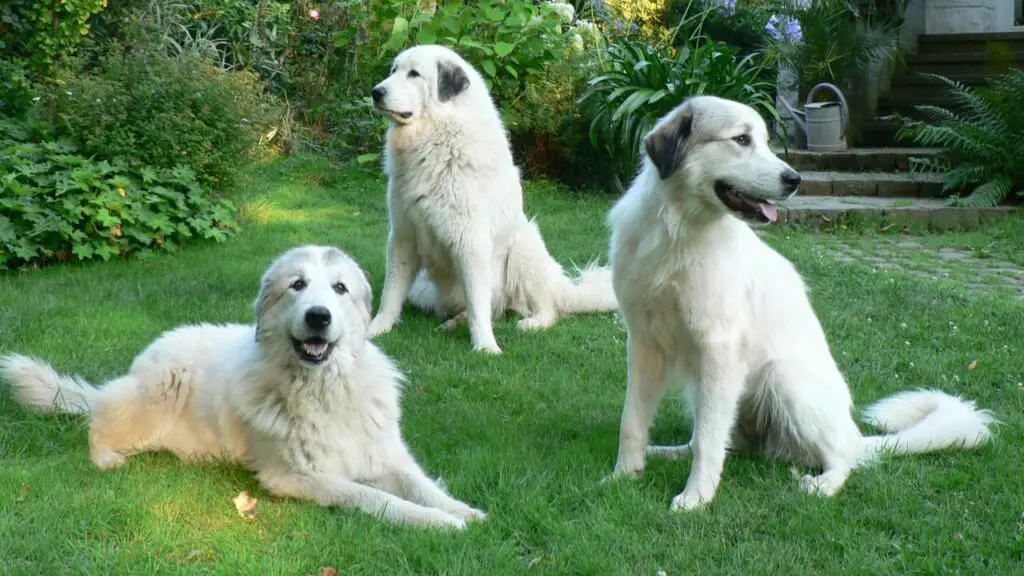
[643, 96, 801, 223]
[371, 44, 481, 124]
[254, 245, 374, 368]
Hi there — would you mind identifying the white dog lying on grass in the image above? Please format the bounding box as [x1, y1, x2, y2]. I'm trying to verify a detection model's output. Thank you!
[0, 245, 486, 529]
[605, 95, 998, 510]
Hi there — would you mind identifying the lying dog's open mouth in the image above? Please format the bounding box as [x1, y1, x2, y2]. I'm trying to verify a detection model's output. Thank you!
[291, 337, 335, 364]
[714, 181, 779, 223]
[373, 105, 412, 121]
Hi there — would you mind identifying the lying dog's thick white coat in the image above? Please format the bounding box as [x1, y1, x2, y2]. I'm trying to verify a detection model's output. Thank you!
[607, 96, 997, 510]
[367, 44, 616, 354]
[0, 245, 485, 529]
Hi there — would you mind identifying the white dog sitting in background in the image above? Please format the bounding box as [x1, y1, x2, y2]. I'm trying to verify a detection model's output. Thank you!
[366, 44, 617, 354]
[606, 95, 997, 511]
[0, 245, 486, 529]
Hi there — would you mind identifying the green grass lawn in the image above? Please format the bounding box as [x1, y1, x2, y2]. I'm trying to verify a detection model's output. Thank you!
[2, 155, 1022, 575]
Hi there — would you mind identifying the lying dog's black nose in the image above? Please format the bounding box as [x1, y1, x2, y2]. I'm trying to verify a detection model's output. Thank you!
[780, 168, 802, 191]
[304, 306, 332, 330]
[371, 86, 386, 104]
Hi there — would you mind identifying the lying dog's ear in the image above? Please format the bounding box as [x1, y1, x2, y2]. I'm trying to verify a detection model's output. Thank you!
[644, 105, 694, 180]
[253, 273, 282, 343]
[437, 60, 470, 103]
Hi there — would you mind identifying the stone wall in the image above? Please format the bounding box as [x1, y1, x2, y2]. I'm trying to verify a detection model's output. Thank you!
[925, 0, 1016, 34]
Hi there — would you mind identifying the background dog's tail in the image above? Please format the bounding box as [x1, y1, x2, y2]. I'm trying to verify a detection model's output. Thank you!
[559, 261, 618, 314]
[858, 389, 998, 465]
[0, 353, 98, 414]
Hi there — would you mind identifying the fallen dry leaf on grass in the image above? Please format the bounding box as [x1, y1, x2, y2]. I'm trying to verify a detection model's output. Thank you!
[319, 568, 339, 576]
[15, 482, 29, 502]
[968, 360, 978, 370]
[232, 491, 259, 520]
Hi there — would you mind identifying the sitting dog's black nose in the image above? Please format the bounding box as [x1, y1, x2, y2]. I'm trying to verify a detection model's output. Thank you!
[780, 168, 802, 191]
[371, 86, 386, 104]
[304, 306, 332, 330]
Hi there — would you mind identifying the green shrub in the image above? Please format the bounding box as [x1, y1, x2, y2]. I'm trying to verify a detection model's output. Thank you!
[895, 69, 1024, 207]
[665, 0, 773, 57]
[578, 35, 777, 188]
[44, 46, 273, 188]
[0, 119, 239, 270]
[0, 0, 108, 77]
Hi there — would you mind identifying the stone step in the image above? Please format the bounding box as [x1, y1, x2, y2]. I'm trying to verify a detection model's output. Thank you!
[777, 196, 1016, 230]
[799, 171, 947, 198]
[905, 51, 1024, 75]
[917, 32, 1024, 54]
[777, 148, 940, 172]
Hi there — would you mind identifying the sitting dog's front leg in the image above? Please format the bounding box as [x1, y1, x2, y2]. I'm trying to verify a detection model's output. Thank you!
[454, 236, 500, 354]
[671, 345, 745, 512]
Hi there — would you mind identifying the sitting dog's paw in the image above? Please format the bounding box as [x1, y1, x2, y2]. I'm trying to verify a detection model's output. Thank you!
[669, 489, 710, 512]
[600, 467, 642, 485]
[439, 312, 467, 332]
[473, 341, 502, 355]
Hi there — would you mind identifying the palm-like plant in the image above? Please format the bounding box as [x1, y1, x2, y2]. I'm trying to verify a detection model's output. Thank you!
[577, 37, 777, 188]
[895, 69, 1024, 207]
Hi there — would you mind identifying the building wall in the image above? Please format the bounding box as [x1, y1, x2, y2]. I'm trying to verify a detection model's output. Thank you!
[925, 0, 1016, 34]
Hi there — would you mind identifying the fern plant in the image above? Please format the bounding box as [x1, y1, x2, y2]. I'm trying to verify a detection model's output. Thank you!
[894, 69, 1024, 207]
[577, 36, 777, 187]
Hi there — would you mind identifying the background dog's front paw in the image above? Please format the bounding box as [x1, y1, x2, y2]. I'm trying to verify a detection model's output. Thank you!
[516, 314, 556, 332]
[367, 317, 394, 338]
[439, 312, 467, 331]
[600, 467, 642, 484]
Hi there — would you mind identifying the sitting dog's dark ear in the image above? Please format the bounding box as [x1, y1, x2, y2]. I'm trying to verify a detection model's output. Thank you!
[437, 60, 470, 103]
[644, 105, 694, 180]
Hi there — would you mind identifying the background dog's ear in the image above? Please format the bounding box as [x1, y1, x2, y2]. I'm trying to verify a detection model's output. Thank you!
[437, 60, 470, 102]
[644, 106, 694, 180]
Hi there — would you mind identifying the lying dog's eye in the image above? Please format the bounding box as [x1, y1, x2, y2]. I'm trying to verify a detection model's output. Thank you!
[408, 69, 420, 79]
[333, 282, 348, 295]
[733, 134, 751, 147]
[290, 279, 307, 291]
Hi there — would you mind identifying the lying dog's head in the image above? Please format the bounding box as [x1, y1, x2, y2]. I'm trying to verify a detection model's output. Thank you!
[371, 44, 479, 124]
[254, 245, 374, 368]
[643, 96, 801, 223]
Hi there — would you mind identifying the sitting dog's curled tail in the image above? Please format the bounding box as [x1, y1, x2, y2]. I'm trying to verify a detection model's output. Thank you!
[0, 353, 98, 414]
[858, 388, 998, 465]
[558, 262, 617, 314]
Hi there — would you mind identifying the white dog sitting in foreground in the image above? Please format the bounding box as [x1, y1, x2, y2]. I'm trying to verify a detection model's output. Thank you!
[606, 96, 998, 510]
[0, 245, 486, 529]
[367, 44, 617, 354]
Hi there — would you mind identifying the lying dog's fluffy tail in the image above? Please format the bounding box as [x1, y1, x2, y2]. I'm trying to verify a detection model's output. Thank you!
[858, 389, 998, 465]
[0, 353, 98, 414]
[556, 261, 617, 314]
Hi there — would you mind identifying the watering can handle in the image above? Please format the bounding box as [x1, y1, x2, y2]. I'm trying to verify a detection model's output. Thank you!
[805, 82, 849, 138]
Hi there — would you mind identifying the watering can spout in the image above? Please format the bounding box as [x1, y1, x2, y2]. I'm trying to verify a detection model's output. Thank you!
[778, 97, 808, 134]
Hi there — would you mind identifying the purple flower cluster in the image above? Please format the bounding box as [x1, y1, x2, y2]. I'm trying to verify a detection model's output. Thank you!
[717, 0, 737, 16]
[765, 14, 802, 43]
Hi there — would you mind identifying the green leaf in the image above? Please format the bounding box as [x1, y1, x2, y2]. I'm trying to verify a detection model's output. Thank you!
[481, 60, 497, 77]
[357, 153, 380, 164]
[493, 41, 515, 58]
[417, 28, 437, 45]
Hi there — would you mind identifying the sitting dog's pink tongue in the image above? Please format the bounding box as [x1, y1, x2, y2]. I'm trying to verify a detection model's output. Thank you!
[760, 202, 779, 223]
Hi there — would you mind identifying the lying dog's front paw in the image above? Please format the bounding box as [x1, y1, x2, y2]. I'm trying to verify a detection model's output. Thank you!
[426, 511, 467, 531]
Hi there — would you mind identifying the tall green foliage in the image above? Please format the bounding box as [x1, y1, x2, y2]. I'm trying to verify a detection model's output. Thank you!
[896, 70, 1024, 207]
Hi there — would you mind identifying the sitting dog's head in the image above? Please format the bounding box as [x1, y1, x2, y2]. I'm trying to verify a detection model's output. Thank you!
[254, 245, 374, 367]
[643, 96, 801, 223]
[371, 44, 478, 124]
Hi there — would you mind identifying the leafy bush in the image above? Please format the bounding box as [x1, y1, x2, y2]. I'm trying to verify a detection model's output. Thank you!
[895, 69, 1024, 207]
[0, 120, 239, 270]
[665, 0, 774, 57]
[578, 35, 777, 187]
[764, 0, 900, 95]
[44, 46, 275, 188]
[1, 0, 108, 77]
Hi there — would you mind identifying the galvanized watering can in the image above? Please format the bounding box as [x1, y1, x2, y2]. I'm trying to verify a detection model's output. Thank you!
[778, 82, 849, 152]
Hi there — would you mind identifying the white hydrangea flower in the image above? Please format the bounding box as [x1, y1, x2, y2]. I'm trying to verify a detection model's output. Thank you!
[547, 1, 575, 25]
